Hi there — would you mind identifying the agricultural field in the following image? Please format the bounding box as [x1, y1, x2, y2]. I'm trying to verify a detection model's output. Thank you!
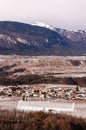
[0, 55, 86, 78]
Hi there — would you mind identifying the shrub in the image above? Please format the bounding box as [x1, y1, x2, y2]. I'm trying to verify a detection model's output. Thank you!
[0, 110, 86, 130]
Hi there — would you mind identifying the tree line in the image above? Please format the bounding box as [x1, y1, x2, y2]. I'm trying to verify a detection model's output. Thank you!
[0, 74, 86, 87]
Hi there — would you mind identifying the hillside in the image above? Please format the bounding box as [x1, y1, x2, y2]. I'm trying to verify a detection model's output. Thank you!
[0, 55, 86, 86]
[0, 21, 68, 55]
[0, 21, 86, 55]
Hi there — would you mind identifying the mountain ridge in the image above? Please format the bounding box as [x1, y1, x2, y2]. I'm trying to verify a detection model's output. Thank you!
[0, 21, 86, 56]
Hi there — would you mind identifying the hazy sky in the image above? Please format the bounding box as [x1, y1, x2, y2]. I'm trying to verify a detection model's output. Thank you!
[0, 0, 86, 29]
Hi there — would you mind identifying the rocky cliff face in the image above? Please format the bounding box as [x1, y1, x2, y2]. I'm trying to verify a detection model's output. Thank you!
[0, 21, 86, 56]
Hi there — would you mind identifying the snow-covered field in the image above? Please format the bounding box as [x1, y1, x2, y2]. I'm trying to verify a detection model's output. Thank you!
[16, 100, 86, 118]
[0, 97, 86, 118]
[0, 55, 86, 118]
[0, 55, 86, 78]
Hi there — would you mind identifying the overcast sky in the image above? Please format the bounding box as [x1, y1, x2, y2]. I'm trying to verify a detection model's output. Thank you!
[0, 0, 86, 29]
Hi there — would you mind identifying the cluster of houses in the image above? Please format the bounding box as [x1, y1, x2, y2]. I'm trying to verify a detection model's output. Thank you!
[0, 84, 86, 100]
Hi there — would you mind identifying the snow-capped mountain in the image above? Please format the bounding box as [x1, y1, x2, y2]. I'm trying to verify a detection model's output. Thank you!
[32, 21, 56, 31]
[0, 21, 86, 56]
[32, 21, 86, 35]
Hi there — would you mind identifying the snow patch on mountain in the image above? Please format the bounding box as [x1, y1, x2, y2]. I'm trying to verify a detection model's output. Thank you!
[32, 22, 56, 31]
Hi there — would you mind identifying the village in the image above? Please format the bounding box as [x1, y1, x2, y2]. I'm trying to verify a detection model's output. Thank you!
[0, 84, 86, 101]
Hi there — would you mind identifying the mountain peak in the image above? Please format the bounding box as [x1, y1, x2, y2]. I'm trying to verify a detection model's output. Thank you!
[32, 21, 56, 31]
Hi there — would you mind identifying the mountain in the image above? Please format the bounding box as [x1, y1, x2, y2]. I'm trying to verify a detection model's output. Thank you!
[0, 21, 86, 56]
[55, 28, 86, 55]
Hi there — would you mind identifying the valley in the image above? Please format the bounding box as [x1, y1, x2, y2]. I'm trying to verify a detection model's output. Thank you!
[0, 55, 86, 117]
[1, 55, 86, 78]
[0, 55, 86, 86]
